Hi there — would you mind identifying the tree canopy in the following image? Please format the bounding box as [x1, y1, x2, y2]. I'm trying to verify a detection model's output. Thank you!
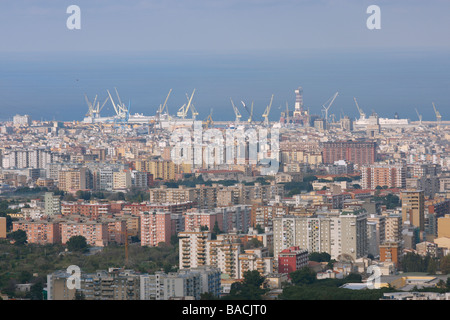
[66, 235, 88, 252]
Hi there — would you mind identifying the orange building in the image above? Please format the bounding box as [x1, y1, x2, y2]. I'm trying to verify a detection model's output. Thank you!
[379, 242, 399, 267]
[61, 202, 111, 217]
[13, 220, 61, 244]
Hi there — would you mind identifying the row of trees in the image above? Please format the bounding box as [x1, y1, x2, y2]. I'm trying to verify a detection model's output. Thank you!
[400, 252, 450, 274]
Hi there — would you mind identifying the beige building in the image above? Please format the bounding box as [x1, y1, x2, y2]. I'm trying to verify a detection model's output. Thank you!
[47, 268, 140, 300]
[207, 236, 241, 279]
[438, 214, 450, 238]
[113, 170, 132, 190]
[178, 229, 211, 270]
[383, 214, 403, 243]
[238, 248, 274, 279]
[0, 217, 7, 238]
[58, 167, 89, 192]
[401, 190, 425, 231]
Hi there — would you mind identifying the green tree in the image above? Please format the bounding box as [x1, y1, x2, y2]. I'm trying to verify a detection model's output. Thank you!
[255, 224, 264, 234]
[427, 258, 438, 275]
[440, 255, 450, 274]
[290, 267, 316, 286]
[309, 252, 331, 263]
[7, 229, 27, 245]
[28, 281, 44, 300]
[66, 235, 88, 252]
[226, 270, 267, 300]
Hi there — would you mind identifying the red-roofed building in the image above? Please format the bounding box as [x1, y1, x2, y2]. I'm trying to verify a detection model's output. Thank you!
[277, 246, 309, 276]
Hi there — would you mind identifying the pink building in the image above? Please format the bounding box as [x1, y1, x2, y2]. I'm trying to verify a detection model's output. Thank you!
[140, 211, 173, 246]
[107, 219, 128, 244]
[13, 220, 61, 244]
[183, 211, 223, 233]
[60, 220, 109, 247]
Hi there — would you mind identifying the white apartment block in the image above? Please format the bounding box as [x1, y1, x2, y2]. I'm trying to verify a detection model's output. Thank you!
[273, 209, 368, 261]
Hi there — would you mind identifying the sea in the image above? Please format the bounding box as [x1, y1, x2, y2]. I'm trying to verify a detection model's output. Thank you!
[0, 48, 449, 123]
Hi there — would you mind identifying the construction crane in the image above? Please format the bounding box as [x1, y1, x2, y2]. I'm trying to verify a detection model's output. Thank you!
[432, 102, 442, 126]
[114, 229, 129, 266]
[354, 97, 366, 120]
[177, 89, 196, 119]
[262, 94, 274, 126]
[322, 92, 339, 124]
[230, 98, 242, 124]
[415, 108, 423, 126]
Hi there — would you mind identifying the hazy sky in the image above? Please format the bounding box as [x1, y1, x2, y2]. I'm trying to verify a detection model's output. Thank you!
[1, 0, 450, 53]
[0, 1, 449, 122]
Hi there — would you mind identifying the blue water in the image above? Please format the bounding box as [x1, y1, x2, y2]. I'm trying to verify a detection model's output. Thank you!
[0, 49, 449, 122]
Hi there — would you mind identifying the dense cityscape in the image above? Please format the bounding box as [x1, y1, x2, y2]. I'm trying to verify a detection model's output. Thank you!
[0, 86, 450, 301]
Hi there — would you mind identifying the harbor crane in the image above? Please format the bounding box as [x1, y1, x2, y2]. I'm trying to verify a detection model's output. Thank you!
[241, 101, 254, 124]
[177, 89, 196, 119]
[230, 98, 242, 124]
[84, 94, 108, 118]
[157, 89, 172, 118]
[262, 94, 274, 126]
[203, 108, 214, 129]
[354, 97, 366, 120]
[185, 92, 199, 120]
[432, 102, 442, 126]
[322, 92, 339, 124]
[415, 108, 423, 126]
[107, 88, 130, 123]
[156, 89, 172, 128]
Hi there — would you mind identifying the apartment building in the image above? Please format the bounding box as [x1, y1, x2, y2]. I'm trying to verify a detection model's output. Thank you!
[361, 164, 406, 189]
[61, 201, 110, 217]
[273, 209, 368, 261]
[238, 247, 274, 279]
[277, 246, 309, 275]
[322, 141, 377, 166]
[178, 229, 211, 269]
[207, 236, 241, 279]
[113, 170, 132, 190]
[140, 211, 173, 247]
[47, 268, 141, 300]
[183, 210, 224, 233]
[58, 167, 91, 192]
[401, 190, 425, 231]
[44, 192, 61, 216]
[60, 219, 109, 247]
[12, 219, 61, 244]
